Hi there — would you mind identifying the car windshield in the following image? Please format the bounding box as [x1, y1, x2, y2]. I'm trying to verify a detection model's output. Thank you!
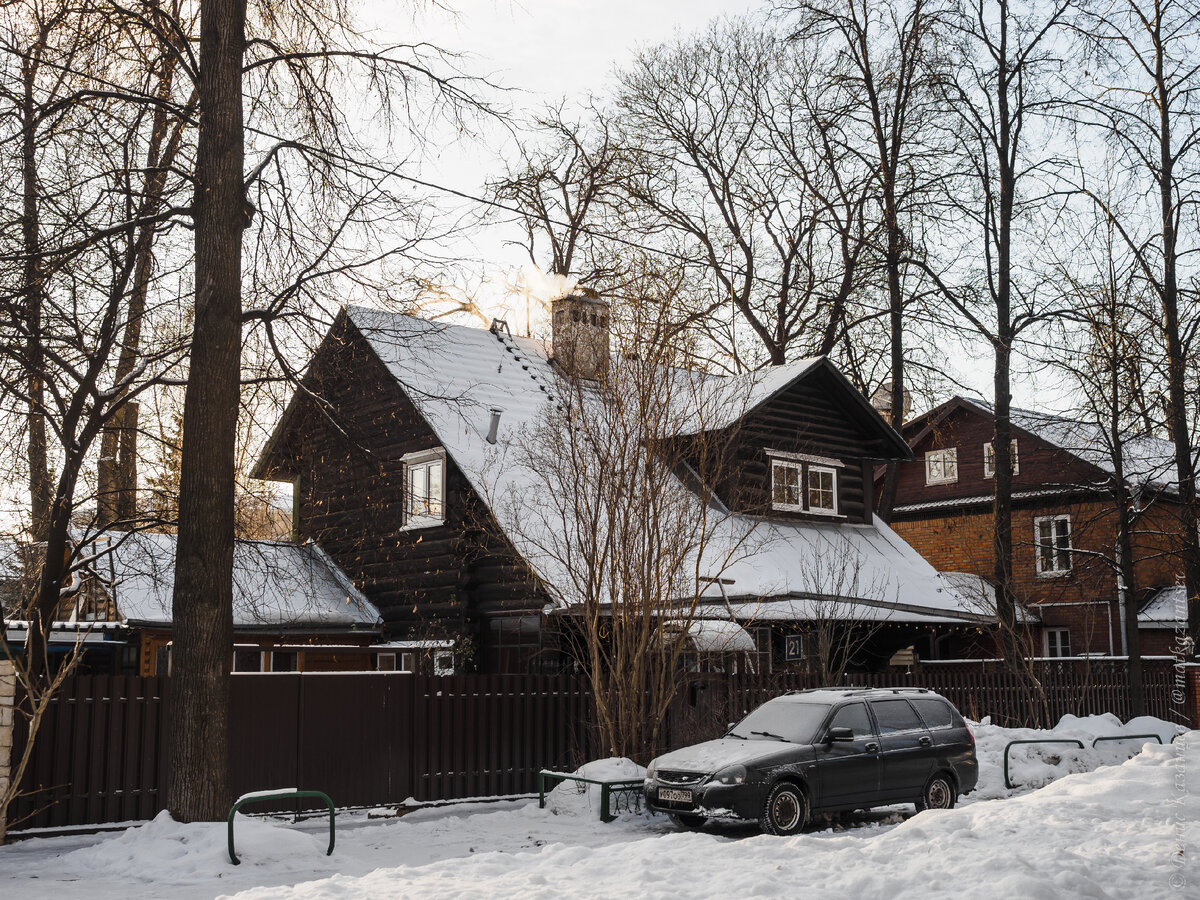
[727, 699, 831, 744]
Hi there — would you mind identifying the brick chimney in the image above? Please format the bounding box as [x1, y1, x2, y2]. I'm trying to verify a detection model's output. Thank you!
[551, 288, 610, 381]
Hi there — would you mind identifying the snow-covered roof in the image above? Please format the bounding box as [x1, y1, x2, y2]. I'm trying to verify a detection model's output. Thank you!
[342, 306, 982, 625]
[953, 398, 1185, 492]
[82, 531, 379, 629]
[668, 618, 757, 653]
[1139, 585, 1186, 628]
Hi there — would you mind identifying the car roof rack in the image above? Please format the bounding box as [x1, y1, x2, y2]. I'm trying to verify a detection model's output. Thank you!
[782, 687, 934, 698]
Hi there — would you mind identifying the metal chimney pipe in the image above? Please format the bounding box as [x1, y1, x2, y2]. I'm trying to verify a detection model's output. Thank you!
[486, 408, 502, 444]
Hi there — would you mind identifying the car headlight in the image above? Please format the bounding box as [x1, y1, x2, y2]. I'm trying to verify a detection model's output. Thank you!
[645, 762, 657, 781]
[712, 764, 747, 785]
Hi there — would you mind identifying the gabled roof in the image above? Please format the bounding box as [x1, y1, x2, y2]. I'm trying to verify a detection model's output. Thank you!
[257, 306, 987, 624]
[81, 531, 380, 629]
[906, 395, 1186, 492]
[1138, 585, 1186, 628]
[668, 356, 912, 459]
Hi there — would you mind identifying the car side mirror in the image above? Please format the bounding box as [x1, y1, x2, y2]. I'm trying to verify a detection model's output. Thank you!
[827, 726, 854, 743]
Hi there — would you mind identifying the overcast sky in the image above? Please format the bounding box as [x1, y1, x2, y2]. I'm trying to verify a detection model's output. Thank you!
[351, 1, 1032, 407]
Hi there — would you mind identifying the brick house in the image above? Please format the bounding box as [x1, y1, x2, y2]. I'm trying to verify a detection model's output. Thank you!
[882, 396, 1188, 657]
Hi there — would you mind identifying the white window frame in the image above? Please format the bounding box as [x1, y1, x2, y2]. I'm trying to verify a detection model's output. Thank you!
[1044, 627, 1071, 658]
[1034, 514, 1073, 577]
[376, 652, 397, 672]
[984, 439, 1020, 478]
[401, 448, 446, 529]
[925, 448, 958, 485]
[806, 465, 839, 516]
[769, 453, 839, 516]
[771, 458, 804, 512]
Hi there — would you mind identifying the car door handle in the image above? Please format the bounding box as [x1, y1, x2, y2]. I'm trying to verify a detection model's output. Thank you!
[865, 742, 879, 753]
[918, 736, 933, 747]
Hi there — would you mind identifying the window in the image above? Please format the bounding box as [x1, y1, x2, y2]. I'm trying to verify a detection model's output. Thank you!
[869, 699, 925, 733]
[1045, 628, 1071, 658]
[807, 467, 837, 514]
[402, 449, 445, 527]
[772, 459, 803, 510]
[770, 453, 839, 516]
[232, 648, 264, 672]
[984, 440, 1020, 478]
[925, 448, 958, 485]
[1034, 514, 1072, 576]
[829, 702, 875, 739]
[912, 698, 957, 729]
[376, 652, 397, 671]
[271, 651, 298, 673]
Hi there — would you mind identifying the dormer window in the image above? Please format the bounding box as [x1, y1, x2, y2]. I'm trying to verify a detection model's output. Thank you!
[402, 448, 445, 528]
[769, 451, 840, 516]
[925, 448, 958, 485]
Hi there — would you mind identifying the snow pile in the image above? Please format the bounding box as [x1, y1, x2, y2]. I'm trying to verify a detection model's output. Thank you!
[968, 712, 1186, 800]
[543, 757, 646, 817]
[221, 734, 1198, 899]
[54, 810, 330, 884]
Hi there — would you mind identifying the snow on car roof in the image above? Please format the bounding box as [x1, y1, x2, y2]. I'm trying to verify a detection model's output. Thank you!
[347, 306, 982, 623]
[81, 530, 379, 628]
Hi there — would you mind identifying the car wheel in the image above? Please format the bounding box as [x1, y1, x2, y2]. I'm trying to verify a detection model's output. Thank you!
[760, 782, 808, 836]
[916, 773, 956, 812]
[668, 812, 706, 830]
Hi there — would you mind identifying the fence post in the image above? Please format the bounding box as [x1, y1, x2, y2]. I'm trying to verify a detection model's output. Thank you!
[0, 659, 16, 838]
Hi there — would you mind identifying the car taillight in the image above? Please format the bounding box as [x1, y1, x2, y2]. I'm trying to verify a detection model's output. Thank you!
[967, 726, 975, 747]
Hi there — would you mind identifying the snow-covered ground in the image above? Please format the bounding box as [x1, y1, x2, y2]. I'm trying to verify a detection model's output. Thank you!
[0, 716, 1195, 900]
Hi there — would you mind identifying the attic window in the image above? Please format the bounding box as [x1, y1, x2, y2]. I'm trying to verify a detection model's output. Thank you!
[402, 448, 445, 529]
[925, 448, 958, 485]
[770, 455, 839, 516]
[983, 440, 1019, 478]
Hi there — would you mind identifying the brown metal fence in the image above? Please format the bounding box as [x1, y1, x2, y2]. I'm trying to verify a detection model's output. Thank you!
[8, 659, 1189, 830]
[9, 673, 593, 830]
[668, 658, 1189, 747]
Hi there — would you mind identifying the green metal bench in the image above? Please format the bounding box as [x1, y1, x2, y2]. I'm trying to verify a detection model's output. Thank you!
[1092, 733, 1162, 749]
[227, 789, 335, 865]
[538, 770, 644, 822]
[1002, 739, 1085, 789]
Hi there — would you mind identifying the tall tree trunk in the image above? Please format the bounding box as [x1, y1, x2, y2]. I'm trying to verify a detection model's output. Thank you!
[21, 56, 51, 541]
[1151, 23, 1200, 643]
[98, 57, 188, 527]
[168, 0, 245, 823]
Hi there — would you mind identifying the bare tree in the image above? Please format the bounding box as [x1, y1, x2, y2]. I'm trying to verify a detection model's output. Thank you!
[493, 288, 757, 760]
[611, 17, 876, 371]
[925, 0, 1074, 670]
[488, 103, 623, 285]
[1070, 0, 1200, 642]
[783, 0, 950, 518]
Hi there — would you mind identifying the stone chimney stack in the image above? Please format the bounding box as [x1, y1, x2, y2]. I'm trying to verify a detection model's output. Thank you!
[551, 288, 610, 381]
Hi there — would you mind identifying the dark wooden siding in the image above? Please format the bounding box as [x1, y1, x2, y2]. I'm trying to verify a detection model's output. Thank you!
[714, 367, 890, 524]
[258, 316, 548, 668]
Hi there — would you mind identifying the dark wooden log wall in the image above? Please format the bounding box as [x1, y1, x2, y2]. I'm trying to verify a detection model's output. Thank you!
[258, 316, 547, 667]
[713, 367, 895, 524]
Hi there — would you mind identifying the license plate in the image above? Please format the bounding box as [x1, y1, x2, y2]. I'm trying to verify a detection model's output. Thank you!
[659, 789, 693, 804]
